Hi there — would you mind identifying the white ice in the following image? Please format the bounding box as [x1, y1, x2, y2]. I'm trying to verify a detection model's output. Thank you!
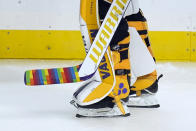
[0, 60, 196, 131]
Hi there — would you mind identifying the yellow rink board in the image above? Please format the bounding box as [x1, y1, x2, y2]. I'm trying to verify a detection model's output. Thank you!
[0, 30, 195, 61]
[149, 31, 192, 61]
[0, 30, 86, 59]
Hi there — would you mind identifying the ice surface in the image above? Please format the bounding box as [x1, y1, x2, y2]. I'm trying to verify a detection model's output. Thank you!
[0, 60, 196, 131]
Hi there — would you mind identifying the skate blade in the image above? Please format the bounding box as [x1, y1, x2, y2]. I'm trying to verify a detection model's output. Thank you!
[127, 104, 160, 108]
[76, 113, 130, 118]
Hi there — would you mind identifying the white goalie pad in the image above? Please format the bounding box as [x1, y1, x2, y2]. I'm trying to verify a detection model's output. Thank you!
[129, 27, 156, 77]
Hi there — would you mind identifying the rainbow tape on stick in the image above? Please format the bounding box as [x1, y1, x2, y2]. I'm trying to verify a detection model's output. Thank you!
[25, 65, 83, 86]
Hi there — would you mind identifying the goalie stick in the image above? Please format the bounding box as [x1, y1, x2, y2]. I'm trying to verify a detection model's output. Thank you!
[24, 0, 132, 86]
[24, 64, 97, 85]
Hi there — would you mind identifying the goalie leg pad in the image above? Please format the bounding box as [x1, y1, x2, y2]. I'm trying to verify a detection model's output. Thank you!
[74, 16, 132, 106]
[72, 36, 132, 116]
[126, 10, 158, 91]
[75, 0, 117, 106]
[73, 0, 134, 116]
[124, 9, 161, 108]
[129, 27, 156, 78]
[73, 54, 115, 106]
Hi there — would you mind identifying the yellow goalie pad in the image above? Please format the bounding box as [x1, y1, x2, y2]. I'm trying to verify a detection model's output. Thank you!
[76, 0, 115, 105]
[75, 0, 131, 107]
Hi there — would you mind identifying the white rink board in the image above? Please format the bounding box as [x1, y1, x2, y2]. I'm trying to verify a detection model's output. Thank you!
[0, 0, 80, 30]
[0, 0, 196, 31]
[140, 0, 196, 31]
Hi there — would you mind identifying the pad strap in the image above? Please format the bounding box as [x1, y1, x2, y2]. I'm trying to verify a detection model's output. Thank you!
[115, 69, 130, 75]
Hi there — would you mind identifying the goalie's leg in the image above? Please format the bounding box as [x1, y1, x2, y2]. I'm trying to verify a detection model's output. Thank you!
[72, 33, 131, 118]
[125, 9, 162, 108]
[71, 0, 133, 117]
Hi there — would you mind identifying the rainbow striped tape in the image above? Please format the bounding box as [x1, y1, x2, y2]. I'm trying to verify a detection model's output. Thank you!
[25, 65, 82, 86]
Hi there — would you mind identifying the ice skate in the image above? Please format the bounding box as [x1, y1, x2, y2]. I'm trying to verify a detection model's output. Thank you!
[127, 74, 163, 108]
[71, 97, 130, 118]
